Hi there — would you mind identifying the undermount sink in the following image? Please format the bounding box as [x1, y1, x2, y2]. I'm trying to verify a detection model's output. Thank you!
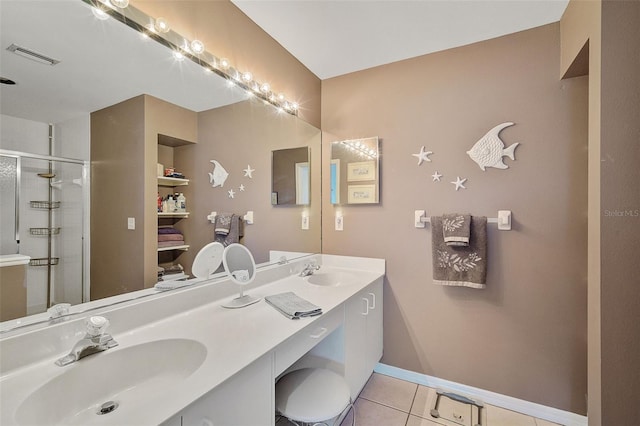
[14, 338, 207, 425]
[306, 269, 358, 287]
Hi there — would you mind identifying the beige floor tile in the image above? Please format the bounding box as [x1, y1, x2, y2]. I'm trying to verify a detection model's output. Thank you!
[406, 414, 444, 426]
[340, 398, 409, 426]
[486, 404, 537, 426]
[534, 418, 562, 426]
[358, 372, 418, 412]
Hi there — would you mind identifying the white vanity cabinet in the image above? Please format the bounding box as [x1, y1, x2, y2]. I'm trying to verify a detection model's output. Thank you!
[344, 277, 384, 401]
[166, 354, 274, 426]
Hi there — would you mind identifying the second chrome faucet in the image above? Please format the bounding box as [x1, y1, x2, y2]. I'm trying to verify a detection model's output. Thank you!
[55, 316, 118, 367]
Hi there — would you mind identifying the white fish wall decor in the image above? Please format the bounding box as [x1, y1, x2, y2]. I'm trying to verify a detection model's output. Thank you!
[467, 122, 520, 171]
[209, 160, 229, 187]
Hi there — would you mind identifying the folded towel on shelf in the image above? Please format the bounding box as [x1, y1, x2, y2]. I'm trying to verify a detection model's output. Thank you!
[158, 234, 185, 242]
[158, 240, 185, 248]
[442, 213, 471, 246]
[214, 214, 243, 246]
[158, 227, 182, 235]
[431, 215, 487, 289]
[264, 292, 323, 320]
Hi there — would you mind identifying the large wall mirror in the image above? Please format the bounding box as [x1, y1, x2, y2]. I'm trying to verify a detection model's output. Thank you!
[0, 0, 321, 330]
[330, 137, 380, 205]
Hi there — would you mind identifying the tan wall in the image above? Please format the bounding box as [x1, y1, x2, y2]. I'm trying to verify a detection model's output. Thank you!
[91, 96, 146, 299]
[174, 99, 322, 270]
[599, 1, 640, 424]
[322, 23, 589, 414]
[560, 1, 602, 422]
[131, 0, 321, 128]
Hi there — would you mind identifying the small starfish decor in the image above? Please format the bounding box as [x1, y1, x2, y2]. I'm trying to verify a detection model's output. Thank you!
[243, 165, 255, 178]
[412, 146, 433, 165]
[451, 176, 467, 191]
[239, 184, 245, 191]
[432, 171, 443, 182]
[228, 189, 236, 198]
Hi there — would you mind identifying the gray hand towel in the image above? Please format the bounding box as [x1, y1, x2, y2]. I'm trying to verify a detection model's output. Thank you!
[431, 215, 487, 289]
[442, 213, 471, 246]
[214, 213, 233, 235]
[214, 214, 243, 246]
[264, 292, 323, 320]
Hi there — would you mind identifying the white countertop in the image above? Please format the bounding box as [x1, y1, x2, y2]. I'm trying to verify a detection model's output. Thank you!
[0, 254, 384, 425]
[0, 254, 30, 268]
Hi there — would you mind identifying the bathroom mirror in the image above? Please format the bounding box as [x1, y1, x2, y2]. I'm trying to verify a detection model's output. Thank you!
[271, 147, 311, 205]
[0, 0, 321, 331]
[221, 243, 260, 308]
[330, 137, 380, 204]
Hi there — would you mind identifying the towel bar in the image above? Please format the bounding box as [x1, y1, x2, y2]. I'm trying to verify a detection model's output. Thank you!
[207, 211, 254, 225]
[414, 210, 511, 231]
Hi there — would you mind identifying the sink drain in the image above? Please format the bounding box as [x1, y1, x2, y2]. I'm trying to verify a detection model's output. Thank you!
[97, 401, 119, 415]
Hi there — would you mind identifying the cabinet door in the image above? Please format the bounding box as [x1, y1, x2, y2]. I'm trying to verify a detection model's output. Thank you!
[344, 283, 382, 401]
[180, 354, 274, 426]
[365, 278, 383, 368]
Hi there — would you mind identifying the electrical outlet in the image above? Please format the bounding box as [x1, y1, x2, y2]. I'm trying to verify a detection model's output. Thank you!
[127, 217, 135, 230]
[301, 215, 309, 230]
[335, 214, 343, 231]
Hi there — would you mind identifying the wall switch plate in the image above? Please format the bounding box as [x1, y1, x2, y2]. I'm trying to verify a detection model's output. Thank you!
[335, 214, 344, 231]
[301, 215, 309, 230]
[127, 217, 135, 230]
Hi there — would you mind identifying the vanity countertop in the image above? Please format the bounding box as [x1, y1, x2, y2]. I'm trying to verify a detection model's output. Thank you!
[0, 254, 384, 425]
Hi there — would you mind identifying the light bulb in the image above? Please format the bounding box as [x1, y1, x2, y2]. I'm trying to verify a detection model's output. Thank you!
[154, 17, 170, 33]
[173, 51, 185, 61]
[241, 72, 253, 83]
[219, 58, 230, 70]
[277, 93, 285, 102]
[190, 40, 204, 54]
[110, 0, 129, 8]
[291, 102, 299, 111]
[92, 7, 109, 20]
[260, 83, 271, 93]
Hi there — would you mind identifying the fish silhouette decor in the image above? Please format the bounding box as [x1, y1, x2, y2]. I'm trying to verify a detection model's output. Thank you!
[209, 160, 229, 187]
[467, 122, 519, 171]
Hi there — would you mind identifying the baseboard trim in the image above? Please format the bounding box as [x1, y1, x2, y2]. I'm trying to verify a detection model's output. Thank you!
[374, 363, 587, 426]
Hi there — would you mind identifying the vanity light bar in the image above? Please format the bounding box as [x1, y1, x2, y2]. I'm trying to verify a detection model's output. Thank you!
[7, 44, 60, 66]
[82, 0, 299, 116]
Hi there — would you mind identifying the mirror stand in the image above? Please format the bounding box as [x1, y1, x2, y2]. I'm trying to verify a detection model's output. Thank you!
[221, 244, 261, 309]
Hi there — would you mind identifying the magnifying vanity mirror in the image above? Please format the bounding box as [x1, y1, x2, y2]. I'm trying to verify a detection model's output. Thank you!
[330, 137, 380, 204]
[0, 0, 321, 331]
[221, 243, 260, 309]
[271, 147, 311, 206]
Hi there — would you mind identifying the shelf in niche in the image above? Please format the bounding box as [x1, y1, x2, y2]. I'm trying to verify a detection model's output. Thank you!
[157, 176, 189, 187]
[158, 212, 189, 218]
[157, 244, 189, 252]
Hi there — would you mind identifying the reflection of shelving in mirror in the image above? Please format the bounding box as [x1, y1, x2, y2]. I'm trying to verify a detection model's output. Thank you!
[158, 212, 190, 218]
[157, 176, 189, 187]
[157, 245, 190, 252]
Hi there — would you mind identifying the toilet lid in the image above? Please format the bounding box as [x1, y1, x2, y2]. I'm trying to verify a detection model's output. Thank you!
[275, 368, 350, 423]
[191, 242, 224, 279]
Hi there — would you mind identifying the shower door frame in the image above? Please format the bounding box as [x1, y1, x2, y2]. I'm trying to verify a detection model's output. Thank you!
[0, 149, 90, 306]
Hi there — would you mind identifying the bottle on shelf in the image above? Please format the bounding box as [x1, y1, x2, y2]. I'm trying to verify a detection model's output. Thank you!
[177, 193, 186, 212]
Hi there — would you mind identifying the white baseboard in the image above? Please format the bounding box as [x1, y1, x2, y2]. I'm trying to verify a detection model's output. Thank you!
[374, 363, 587, 426]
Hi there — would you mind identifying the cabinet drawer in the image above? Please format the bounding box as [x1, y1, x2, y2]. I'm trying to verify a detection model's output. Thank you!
[274, 306, 343, 376]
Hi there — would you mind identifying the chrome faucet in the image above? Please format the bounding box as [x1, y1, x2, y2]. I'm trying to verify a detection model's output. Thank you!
[299, 261, 320, 277]
[55, 316, 118, 366]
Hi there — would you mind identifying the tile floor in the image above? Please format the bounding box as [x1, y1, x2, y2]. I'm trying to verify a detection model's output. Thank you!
[277, 372, 562, 426]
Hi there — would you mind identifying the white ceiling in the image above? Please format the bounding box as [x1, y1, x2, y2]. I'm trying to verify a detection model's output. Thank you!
[232, 0, 569, 80]
[0, 1, 247, 124]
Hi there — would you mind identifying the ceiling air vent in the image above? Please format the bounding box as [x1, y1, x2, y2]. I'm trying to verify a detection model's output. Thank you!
[7, 44, 60, 66]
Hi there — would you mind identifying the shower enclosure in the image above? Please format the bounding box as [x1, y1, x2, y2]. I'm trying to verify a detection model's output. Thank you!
[0, 148, 89, 319]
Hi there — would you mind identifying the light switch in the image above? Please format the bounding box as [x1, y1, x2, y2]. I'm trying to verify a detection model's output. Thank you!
[127, 217, 135, 230]
[301, 215, 309, 230]
[335, 214, 344, 231]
